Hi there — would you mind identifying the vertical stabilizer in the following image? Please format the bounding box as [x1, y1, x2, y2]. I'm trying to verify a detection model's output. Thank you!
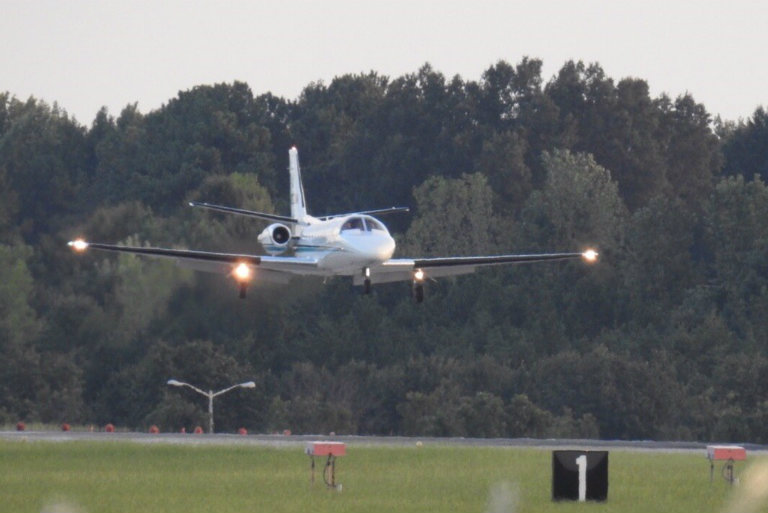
[289, 147, 308, 221]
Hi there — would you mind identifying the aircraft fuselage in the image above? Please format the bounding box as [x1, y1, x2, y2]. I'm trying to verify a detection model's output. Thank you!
[295, 214, 396, 275]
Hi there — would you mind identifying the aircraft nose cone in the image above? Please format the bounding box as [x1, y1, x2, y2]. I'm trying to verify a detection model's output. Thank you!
[379, 236, 396, 260]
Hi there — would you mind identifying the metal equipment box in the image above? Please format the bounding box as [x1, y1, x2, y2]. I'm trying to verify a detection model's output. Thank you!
[305, 441, 347, 457]
[707, 445, 746, 461]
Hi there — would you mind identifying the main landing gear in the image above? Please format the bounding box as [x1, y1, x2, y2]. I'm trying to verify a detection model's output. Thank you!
[361, 267, 425, 303]
[413, 283, 424, 303]
[412, 269, 425, 303]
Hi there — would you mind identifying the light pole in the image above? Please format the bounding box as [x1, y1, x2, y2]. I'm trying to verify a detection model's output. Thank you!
[167, 379, 256, 433]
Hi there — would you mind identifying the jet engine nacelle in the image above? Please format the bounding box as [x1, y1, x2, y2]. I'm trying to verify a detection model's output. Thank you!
[258, 223, 292, 255]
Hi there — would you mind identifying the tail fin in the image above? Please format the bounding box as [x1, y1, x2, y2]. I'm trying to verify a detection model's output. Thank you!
[289, 147, 308, 220]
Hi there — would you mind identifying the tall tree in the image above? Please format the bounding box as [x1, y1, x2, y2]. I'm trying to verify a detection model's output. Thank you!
[0, 97, 88, 239]
[721, 106, 768, 181]
[0, 243, 41, 348]
[703, 175, 768, 344]
[402, 173, 498, 256]
[519, 150, 626, 251]
[473, 131, 532, 215]
[657, 94, 720, 210]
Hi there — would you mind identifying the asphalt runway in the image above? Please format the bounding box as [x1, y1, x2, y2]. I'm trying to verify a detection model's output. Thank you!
[3, 430, 767, 454]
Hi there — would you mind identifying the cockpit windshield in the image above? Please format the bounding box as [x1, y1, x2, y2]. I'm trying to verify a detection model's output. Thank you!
[341, 217, 365, 231]
[341, 216, 387, 233]
[365, 218, 385, 231]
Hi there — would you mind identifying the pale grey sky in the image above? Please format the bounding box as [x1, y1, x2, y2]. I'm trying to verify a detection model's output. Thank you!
[2, 0, 765, 125]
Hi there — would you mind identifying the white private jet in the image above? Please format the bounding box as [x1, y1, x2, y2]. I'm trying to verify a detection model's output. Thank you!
[69, 147, 598, 302]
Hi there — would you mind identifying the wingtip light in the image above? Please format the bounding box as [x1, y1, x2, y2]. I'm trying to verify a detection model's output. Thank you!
[582, 249, 599, 263]
[68, 239, 89, 252]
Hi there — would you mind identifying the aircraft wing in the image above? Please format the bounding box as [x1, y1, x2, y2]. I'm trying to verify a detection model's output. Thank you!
[359, 251, 594, 285]
[68, 241, 321, 283]
[70, 240, 595, 287]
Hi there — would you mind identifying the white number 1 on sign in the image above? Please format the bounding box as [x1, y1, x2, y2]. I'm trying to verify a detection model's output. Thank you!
[575, 454, 587, 501]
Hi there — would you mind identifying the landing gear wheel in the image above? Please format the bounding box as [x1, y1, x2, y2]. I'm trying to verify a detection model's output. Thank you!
[363, 278, 371, 295]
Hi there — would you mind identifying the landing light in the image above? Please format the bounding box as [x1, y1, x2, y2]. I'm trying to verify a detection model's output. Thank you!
[233, 262, 252, 281]
[414, 269, 425, 281]
[68, 239, 89, 252]
[582, 249, 598, 263]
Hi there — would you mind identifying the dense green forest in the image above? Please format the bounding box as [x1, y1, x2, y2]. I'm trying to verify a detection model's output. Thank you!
[2, 59, 768, 441]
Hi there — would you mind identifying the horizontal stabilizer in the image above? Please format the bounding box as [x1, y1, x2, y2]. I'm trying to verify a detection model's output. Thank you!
[189, 201, 300, 224]
[320, 206, 410, 220]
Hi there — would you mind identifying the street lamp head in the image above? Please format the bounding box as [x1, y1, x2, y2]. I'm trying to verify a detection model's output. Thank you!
[166, 378, 256, 434]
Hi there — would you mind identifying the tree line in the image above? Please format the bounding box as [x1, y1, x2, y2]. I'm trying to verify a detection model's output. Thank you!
[1, 58, 768, 441]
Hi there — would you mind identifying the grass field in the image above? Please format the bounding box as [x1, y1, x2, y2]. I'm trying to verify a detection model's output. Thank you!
[1, 440, 765, 513]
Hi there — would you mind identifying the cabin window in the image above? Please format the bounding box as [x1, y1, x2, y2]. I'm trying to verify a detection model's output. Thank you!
[341, 217, 364, 231]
